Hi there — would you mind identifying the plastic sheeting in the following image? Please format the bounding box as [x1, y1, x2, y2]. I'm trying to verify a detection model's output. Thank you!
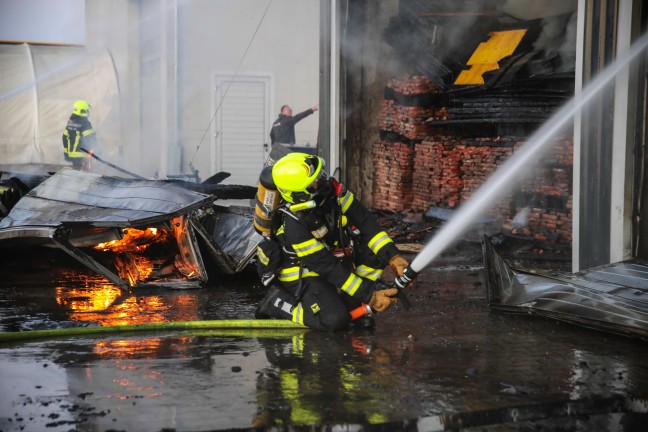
[0, 43, 120, 165]
[483, 236, 648, 340]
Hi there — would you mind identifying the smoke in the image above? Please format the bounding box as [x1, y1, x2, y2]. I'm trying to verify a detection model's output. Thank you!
[342, 1, 404, 82]
[498, 0, 577, 21]
[511, 207, 530, 228]
[560, 12, 578, 54]
[498, 0, 578, 72]
[533, 14, 569, 53]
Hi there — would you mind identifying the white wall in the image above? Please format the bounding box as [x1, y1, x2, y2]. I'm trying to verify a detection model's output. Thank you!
[178, 0, 320, 182]
[0, 0, 319, 181]
[0, 0, 85, 45]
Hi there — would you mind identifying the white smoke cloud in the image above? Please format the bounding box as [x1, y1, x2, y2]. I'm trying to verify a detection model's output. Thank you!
[498, 0, 577, 21]
[533, 13, 573, 54]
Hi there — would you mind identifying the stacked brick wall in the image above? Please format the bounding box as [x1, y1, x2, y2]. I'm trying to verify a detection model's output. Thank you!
[378, 101, 438, 140]
[373, 75, 439, 212]
[386, 75, 440, 94]
[459, 139, 518, 221]
[511, 137, 573, 244]
[372, 141, 415, 212]
[412, 140, 465, 210]
[371, 74, 574, 246]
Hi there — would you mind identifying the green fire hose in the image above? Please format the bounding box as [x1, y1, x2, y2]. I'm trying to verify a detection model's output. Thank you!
[0, 319, 308, 343]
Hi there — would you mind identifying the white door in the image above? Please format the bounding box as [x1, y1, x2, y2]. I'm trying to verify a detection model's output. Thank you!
[212, 74, 272, 186]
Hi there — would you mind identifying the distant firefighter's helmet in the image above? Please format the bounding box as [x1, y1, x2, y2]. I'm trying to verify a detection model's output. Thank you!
[72, 100, 90, 117]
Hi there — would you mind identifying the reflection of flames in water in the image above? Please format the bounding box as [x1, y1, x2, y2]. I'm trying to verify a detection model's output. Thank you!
[55, 229, 202, 361]
[93, 336, 192, 362]
[56, 284, 122, 313]
[55, 280, 199, 357]
[94, 227, 167, 253]
[55, 282, 200, 328]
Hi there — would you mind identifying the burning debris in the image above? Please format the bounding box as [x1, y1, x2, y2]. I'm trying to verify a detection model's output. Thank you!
[0, 168, 260, 290]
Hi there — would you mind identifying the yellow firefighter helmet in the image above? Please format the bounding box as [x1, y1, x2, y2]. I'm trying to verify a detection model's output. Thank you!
[272, 153, 326, 204]
[72, 100, 90, 117]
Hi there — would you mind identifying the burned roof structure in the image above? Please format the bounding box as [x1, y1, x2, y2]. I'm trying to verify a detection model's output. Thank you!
[0, 168, 260, 291]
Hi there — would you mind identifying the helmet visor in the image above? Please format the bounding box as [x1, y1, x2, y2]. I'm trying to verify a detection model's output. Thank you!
[303, 155, 323, 177]
[307, 168, 330, 196]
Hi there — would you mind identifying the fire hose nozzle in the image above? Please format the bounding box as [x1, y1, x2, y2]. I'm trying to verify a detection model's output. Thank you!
[393, 266, 417, 310]
[394, 266, 418, 290]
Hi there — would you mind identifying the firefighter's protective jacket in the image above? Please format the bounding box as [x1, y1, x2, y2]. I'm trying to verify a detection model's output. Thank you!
[276, 187, 400, 304]
[62, 114, 97, 160]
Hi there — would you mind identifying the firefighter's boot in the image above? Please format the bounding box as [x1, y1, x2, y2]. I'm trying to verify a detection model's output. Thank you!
[255, 285, 297, 320]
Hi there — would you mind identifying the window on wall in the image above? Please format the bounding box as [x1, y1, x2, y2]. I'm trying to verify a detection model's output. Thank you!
[0, 0, 85, 45]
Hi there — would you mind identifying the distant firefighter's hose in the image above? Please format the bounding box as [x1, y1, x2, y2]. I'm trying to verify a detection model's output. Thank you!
[0, 319, 308, 343]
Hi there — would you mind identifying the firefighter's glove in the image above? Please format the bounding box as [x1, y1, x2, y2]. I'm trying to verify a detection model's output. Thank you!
[389, 255, 416, 288]
[256, 239, 283, 286]
[368, 288, 399, 313]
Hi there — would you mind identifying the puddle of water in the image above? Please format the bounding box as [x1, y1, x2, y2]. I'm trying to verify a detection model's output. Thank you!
[2, 265, 648, 430]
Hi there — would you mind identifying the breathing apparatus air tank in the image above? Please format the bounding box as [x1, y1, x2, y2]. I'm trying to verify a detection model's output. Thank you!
[253, 166, 280, 237]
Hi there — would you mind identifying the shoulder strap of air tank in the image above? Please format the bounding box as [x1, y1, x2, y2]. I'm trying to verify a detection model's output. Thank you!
[277, 205, 300, 222]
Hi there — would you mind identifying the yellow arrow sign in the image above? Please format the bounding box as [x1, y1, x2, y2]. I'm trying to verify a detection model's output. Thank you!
[455, 29, 527, 85]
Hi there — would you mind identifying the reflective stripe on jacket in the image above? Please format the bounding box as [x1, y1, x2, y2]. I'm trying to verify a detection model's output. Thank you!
[276, 189, 400, 303]
[62, 116, 96, 159]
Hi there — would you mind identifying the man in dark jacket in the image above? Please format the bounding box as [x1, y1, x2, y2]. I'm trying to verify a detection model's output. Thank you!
[62, 100, 97, 170]
[270, 104, 319, 145]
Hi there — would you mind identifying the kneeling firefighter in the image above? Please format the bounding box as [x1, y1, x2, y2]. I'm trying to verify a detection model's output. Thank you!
[253, 152, 413, 331]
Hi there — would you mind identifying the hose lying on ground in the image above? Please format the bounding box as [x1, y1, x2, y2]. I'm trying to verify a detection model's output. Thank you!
[0, 319, 308, 343]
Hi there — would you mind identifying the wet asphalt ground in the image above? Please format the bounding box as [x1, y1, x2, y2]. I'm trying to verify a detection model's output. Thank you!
[1, 241, 648, 431]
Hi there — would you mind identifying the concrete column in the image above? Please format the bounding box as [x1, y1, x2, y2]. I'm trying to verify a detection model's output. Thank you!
[572, 0, 586, 272]
[609, 0, 636, 263]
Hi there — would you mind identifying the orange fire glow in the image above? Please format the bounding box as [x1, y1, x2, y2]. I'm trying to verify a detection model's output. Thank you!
[55, 284, 199, 360]
[56, 284, 122, 313]
[94, 227, 168, 253]
[55, 284, 200, 328]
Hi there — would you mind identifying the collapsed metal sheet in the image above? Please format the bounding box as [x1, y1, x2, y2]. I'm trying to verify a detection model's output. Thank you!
[482, 236, 648, 340]
[0, 169, 217, 290]
[0, 168, 213, 229]
[194, 205, 262, 275]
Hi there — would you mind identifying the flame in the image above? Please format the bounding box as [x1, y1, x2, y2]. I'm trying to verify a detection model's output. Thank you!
[83, 149, 93, 171]
[54, 233, 202, 363]
[95, 227, 168, 253]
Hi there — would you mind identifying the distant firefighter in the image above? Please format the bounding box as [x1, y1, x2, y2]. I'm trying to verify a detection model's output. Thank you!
[62, 100, 97, 170]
